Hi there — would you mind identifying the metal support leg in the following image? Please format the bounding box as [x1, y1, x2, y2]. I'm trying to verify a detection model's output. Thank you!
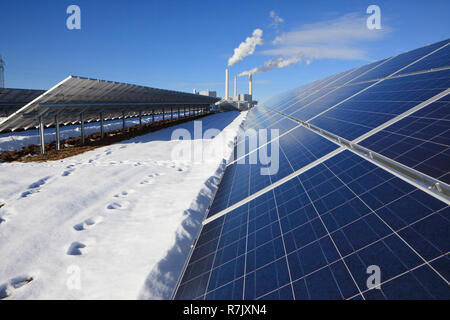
[55, 115, 60, 151]
[80, 112, 85, 145]
[152, 109, 154, 124]
[139, 111, 142, 129]
[163, 109, 165, 121]
[39, 115, 45, 154]
[100, 112, 104, 139]
[178, 107, 180, 119]
[171, 107, 173, 121]
[122, 111, 126, 134]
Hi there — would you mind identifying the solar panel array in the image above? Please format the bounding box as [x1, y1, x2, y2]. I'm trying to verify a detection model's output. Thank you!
[0, 76, 219, 132]
[0, 88, 45, 117]
[174, 39, 450, 300]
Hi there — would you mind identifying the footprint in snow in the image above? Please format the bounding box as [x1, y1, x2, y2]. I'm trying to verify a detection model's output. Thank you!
[73, 216, 103, 231]
[62, 169, 75, 177]
[0, 276, 34, 300]
[67, 242, 87, 255]
[139, 179, 153, 185]
[20, 176, 51, 198]
[107, 201, 130, 210]
[114, 190, 135, 198]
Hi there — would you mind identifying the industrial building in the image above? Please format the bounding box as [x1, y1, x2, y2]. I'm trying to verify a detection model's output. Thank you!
[217, 69, 257, 111]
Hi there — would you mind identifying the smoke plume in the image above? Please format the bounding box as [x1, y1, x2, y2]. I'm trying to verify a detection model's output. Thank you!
[228, 29, 264, 67]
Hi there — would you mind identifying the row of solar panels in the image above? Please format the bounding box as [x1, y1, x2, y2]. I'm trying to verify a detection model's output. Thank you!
[173, 38, 450, 299]
[0, 76, 220, 132]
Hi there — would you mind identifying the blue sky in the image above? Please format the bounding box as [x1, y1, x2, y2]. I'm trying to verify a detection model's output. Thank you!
[1, 0, 449, 102]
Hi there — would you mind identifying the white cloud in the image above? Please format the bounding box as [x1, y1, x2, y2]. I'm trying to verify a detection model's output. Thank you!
[228, 29, 264, 67]
[239, 13, 389, 75]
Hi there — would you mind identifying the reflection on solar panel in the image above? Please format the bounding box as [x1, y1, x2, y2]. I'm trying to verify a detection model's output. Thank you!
[174, 38, 450, 300]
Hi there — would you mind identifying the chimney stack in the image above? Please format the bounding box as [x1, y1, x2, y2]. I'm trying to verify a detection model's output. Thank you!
[234, 76, 237, 98]
[225, 69, 229, 100]
[248, 73, 253, 96]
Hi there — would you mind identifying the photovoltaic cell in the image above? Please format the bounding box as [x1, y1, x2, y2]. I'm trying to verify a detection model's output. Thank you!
[175, 151, 449, 300]
[287, 82, 374, 121]
[207, 126, 339, 217]
[309, 68, 450, 140]
[359, 95, 450, 184]
[348, 39, 449, 83]
[397, 40, 450, 75]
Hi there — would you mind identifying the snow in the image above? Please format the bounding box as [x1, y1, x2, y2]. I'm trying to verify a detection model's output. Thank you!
[0, 113, 176, 152]
[0, 111, 246, 299]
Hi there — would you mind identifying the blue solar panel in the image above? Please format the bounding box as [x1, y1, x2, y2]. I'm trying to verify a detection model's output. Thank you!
[308, 68, 450, 140]
[174, 39, 450, 300]
[349, 39, 449, 83]
[174, 151, 449, 300]
[359, 95, 450, 184]
[286, 82, 374, 120]
[397, 40, 450, 75]
[208, 126, 339, 217]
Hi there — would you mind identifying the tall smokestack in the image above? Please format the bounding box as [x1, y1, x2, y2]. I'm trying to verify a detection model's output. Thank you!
[225, 69, 229, 100]
[234, 76, 237, 97]
[248, 73, 253, 96]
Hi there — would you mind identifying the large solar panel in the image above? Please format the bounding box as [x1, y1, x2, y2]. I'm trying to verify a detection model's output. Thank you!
[0, 76, 219, 132]
[308, 69, 450, 140]
[173, 39, 450, 300]
[359, 95, 450, 184]
[175, 151, 449, 300]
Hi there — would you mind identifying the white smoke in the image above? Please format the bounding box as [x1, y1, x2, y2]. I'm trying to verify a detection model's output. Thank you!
[228, 29, 264, 67]
[269, 11, 284, 29]
[238, 56, 302, 76]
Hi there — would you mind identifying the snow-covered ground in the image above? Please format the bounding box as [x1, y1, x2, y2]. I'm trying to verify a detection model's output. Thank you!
[0, 113, 179, 152]
[0, 111, 246, 300]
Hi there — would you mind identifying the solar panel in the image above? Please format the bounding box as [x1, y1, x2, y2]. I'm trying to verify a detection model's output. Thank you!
[359, 95, 450, 184]
[0, 76, 219, 132]
[208, 126, 340, 217]
[347, 38, 449, 83]
[308, 68, 450, 140]
[173, 39, 450, 300]
[397, 42, 450, 75]
[175, 151, 449, 300]
[0, 88, 45, 117]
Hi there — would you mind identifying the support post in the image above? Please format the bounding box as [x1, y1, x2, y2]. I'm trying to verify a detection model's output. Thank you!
[55, 115, 60, 151]
[122, 111, 126, 134]
[80, 112, 85, 145]
[100, 112, 104, 139]
[178, 107, 180, 119]
[152, 109, 154, 124]
[39, 115, 45, 154]
[171, 107, 173, 121]
[139, 111, 142, 129]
